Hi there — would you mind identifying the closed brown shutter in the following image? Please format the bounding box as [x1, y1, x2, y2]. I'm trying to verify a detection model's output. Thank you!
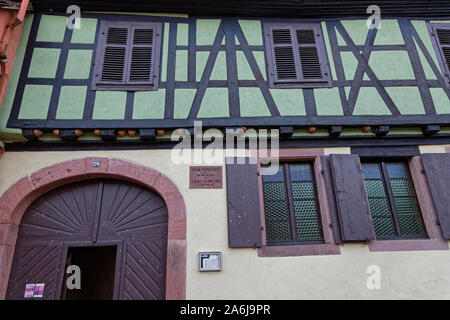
[322, 156, 342, 244]
[129, 27, 155, 84]
[429, 23, 450, 86]
[330, 154, 375, 242]
[93, 21, 161, 91]
[225, 158, 263, 248]
[101, 26, 129, 83]
[421, 153, 450, 239]
[264, 23, 331, 88]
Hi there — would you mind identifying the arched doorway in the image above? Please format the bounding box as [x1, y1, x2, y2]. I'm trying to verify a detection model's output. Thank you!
[6, 179, 168, 300]
[0, 157, 186, 300]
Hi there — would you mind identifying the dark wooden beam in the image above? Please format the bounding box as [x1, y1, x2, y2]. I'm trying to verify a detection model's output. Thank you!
[280, 126, 294, 139]
[22, 129, 38, 142]
[100, 129, 116, 141]
[59, 130, 78, 142]
[372, 126, 390, 137]
[28, 1, 450, 18]
[139, 129, 156, 141]
[329, 126, 343, 137]
[422, 125, 440, 136]
[11, 114, 450, 130]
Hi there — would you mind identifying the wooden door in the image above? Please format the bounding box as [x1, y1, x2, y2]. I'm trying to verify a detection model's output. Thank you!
[6, 179, 168, 300]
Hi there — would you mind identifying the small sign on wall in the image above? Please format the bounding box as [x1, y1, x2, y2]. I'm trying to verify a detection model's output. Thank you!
[199, 252, 221, 271]
[189, 166, 223, 189]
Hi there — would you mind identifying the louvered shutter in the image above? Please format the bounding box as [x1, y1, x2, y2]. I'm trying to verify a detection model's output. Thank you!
[430, 23, 450, 86]
[101, 25, 129, 83]
[264, 23, 331, 87]
[129, 27, 155, 84]
[93, 21, 161, 91]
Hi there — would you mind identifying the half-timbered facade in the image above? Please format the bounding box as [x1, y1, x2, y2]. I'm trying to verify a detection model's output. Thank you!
[0, 0, 450, 300]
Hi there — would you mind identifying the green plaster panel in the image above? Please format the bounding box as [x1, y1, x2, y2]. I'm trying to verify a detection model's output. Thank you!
[374, 20, 404, 45]
[56, 86, 87, 119]
[240, 88, 270, 117]
[369, 51, 415, 80]
[177, 23, 189, 46]
[92, 91, 126, 119]
[36, 15, 67, 43]
[321, 21, 337, 80]
[64, 50, 93, 79]
[78, 132, 102, 141]
[341, 51, 357, 80]
[340, 20, 368, 46]
[174, 89, 196, 119]
[176, 50, 188, 81]
[161, 22, 170, 82]
[28, 48, 60, 78]
[387, 127, 423, 135]
[315, 87, 343, 115]
[196, 51, 226, 81]
[19, 85, 52, 119]
[270, 89, 305, 116]
[385, 87, 425, 114]
[292, 129, 329, 137]
[341, 128, 375, 136]
[71, 18, 98, 44]
[411, 20, 440, 67]
[133, 89, 166, 119]
[197, 88, 229, 118]
[431, 88, 450, 114]
[38, 133, 61, 141]
[236, 51, 266, 80]
[197, 19, 221, 45]
[0, 14, 33, 141]
[238, 20, 263, 46]
[351, 87, 390, 115]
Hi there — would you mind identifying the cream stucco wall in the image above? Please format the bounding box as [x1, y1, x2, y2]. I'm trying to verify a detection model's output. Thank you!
[1, 146, 450, 299]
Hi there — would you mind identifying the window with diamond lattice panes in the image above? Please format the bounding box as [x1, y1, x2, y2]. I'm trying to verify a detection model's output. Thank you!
[262, 163, 323, 244]
[362, 161, 427, 239]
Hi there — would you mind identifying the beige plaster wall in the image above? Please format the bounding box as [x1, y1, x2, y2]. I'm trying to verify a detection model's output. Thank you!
[1, 146, 450, 299]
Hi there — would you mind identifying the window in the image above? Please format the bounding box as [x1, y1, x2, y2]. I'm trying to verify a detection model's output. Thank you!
[263, 23, 332, 88]
[262, 162, 323, 244]
[92, 21, 162, 91]
[428, 23, 450, 87]
[362, 161, 427, 240]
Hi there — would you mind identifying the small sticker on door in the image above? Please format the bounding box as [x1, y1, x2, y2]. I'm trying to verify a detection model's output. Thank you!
[24, 284, 35, 298]
[24, 283, 45, 298]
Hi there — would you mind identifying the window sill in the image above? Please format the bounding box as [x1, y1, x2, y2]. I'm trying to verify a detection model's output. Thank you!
[257, 242, 340, 257]
[368, 238, 449, 252]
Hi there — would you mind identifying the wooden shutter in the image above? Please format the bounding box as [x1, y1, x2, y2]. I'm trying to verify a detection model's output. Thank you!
[322, 156, 342, 244]
[129, 27, 155, 84]
[421, 153, 450, 239]
[429, 23, 450, 87]
[329, 154, 375, 242]
[264, 23, 332, 88]
[101, 25, 129, 83]
[225, 158, 263, 248]
[93, 21, 161, 91]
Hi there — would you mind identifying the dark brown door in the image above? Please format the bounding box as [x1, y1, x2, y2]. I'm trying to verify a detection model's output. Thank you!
[6, 179, 168, 300]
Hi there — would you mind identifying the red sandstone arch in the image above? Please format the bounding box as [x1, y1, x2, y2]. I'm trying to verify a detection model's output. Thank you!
[0, 157, 186, 300]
